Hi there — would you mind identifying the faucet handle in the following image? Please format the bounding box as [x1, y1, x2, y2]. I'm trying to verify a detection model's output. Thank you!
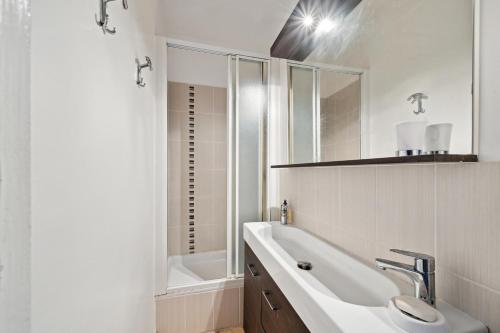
[390, 249, 435, 273]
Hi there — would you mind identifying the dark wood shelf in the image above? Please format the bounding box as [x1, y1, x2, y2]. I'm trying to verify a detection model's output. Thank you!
[271, 154, 478, 169]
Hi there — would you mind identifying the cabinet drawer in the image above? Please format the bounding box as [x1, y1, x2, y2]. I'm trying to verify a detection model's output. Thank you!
[244, 242, 309, 333]
[260, 274, 309, 333]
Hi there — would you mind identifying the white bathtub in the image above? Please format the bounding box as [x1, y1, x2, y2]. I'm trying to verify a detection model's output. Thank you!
[167, 250, 243, 295]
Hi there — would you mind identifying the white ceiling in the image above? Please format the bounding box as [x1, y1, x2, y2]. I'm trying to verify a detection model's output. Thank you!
[155, 0, 299, 55]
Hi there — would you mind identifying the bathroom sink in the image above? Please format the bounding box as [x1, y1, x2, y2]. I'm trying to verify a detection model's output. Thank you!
[243, 222, 487, 333]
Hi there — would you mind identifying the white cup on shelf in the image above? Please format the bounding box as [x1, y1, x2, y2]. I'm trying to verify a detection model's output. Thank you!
[395, 121, 428, 156]
[425, 123, 453, 154]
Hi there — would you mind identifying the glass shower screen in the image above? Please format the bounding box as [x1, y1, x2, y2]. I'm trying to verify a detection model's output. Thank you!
[228, 56, 268, 276]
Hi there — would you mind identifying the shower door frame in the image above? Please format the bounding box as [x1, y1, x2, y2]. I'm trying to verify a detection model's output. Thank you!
[228, 55, 270, 279]
[158, 39, 271, 295]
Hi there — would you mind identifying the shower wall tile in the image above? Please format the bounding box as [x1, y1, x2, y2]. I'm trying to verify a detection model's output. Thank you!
[168, 82, 227, 256]
[168, 111, 188, 142]
[277, 161, 500, 332]
[195, 141, 215, 170]
[320, 80, 361, 161]
[214, 142, 227, 170]
[168, 82, 189, 111]
[213, 114, 227, 142]
[167, 226, 188, 255]
[214, 87, 228, 114]
[194, 85, 214, 114]
[195, 113, 214, 142]
[196, 197, 214, 226]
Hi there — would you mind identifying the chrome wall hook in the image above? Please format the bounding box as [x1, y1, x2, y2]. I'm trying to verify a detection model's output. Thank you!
[95, 0, 128, 35]
[136, 57, 153, 87]
[407, 93, 428, 115]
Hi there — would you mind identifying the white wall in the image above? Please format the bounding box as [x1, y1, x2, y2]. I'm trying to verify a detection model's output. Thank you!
[479, 0, 500, 161]
[166, 47, 227, 87]
[0, 1, 31, 332]
[31, 1, 157, 332]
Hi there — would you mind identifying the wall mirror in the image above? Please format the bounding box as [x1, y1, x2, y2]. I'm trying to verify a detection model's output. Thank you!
[280, 0, 477, 164]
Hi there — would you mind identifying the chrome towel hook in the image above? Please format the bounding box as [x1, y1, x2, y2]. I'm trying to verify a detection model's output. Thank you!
[95, 0, 128, 35]
[136, 57, 153, 87]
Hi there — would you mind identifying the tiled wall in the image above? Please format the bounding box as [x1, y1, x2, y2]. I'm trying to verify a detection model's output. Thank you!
[320, 80, 361, 161]
[168, 82, 227, 255]
[278, 162, 500, 332]
[156, 287, 243, 333]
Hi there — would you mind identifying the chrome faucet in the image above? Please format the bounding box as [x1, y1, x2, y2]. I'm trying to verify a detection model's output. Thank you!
[376, 249, 435, 307]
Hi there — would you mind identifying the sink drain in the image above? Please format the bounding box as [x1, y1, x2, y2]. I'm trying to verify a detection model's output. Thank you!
[297, 261, 313, 271]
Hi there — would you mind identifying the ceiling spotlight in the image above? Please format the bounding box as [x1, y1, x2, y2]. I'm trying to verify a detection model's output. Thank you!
[315, 18, 336, 35]
[302, 15, 314, 27]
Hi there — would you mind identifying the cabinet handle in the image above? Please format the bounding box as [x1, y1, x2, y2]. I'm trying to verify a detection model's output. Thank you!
[246, 263, 259, 277]
[262, 291, 278, 311]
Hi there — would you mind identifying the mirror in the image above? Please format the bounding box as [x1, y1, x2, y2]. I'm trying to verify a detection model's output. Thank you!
[284, 0, 475, 163]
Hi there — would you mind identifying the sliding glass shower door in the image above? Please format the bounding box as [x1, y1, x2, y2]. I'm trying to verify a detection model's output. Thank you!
[227, 56, 268, 277]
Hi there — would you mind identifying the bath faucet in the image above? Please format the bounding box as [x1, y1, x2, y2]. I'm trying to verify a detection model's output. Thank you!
[375, 249, 435, 307]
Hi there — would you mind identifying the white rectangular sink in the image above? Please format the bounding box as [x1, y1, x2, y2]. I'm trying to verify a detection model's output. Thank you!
[244, 222, 487, 333]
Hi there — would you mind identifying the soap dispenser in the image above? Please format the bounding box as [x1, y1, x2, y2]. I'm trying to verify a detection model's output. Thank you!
[280, 200, 288, 225]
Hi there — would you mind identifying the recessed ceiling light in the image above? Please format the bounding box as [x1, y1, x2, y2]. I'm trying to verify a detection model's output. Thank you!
[302, 15, 314, 27]
[315, 18, 336, 35]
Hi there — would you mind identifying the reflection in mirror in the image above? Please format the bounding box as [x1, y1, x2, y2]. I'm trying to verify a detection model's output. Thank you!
[283, 0, 475, 164]
[289, 65, 316, 164]
[319, 70, 361, 162]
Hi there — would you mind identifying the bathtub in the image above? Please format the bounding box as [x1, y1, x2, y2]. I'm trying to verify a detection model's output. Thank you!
[167, 250, 243, 295]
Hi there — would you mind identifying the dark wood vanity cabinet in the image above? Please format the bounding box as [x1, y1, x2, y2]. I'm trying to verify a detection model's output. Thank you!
[244, 243, 310, 333]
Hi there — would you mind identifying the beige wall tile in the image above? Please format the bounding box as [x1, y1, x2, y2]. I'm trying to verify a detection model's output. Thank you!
[436, 164, 490, 287]
[167, 197, 186, 227]
[195, 170, 213, 198]
[296, 168, 317, 218]
[157, 295, 186, 333]
[213, 87, 227, 114]
[213, 114, 226, 142]
[194, 85, 214, 114]
[213, 288, 239, 329]
[168, 82, 189, 111]
[156, 288, 241, 333]
[195, 113, 213, 142]
[314, 167, 339, 237]
[168, 226, 187, 256]
[196, 197, 214, 226]
[437, 270, 500, 333]
[185, 291, 215, 333]
[213, 142, 227, 170]
[376, 165, 435, 255]
[277, 162, 500, 330]
[477, 163, 500, 292]
[338, 167, 376, 240]
[168, 110, 188, 142]
[278, 168, 297, 207]
[195, 141, 214, 170]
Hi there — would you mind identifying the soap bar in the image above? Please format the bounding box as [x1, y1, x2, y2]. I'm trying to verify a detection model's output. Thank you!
[393, 296, 439, 323]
